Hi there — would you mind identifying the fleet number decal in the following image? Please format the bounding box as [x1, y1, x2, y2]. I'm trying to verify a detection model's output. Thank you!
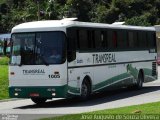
[48, 74, 60, 78]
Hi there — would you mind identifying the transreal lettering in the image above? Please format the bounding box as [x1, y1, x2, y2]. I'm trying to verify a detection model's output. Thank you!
[23, 69, 45, 75]
[92, 53, 116, 64]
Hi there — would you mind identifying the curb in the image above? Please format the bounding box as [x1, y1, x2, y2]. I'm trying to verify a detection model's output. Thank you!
[0, 98, 23, 102]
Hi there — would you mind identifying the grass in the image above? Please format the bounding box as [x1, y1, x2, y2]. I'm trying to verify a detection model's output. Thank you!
[0, 57, 9, 99]
[0, 65, 9, 99]
[0, 56, 9, 65]
[40, 101, 160, 120]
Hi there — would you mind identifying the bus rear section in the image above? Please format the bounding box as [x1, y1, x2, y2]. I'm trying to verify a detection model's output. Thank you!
[9, 31, 68, 104]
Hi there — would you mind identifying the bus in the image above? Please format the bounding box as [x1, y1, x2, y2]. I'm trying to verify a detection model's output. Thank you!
[9, 18, 158, 104]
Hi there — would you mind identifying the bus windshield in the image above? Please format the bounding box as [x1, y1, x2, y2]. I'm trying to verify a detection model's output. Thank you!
[10, 32, 66, 65]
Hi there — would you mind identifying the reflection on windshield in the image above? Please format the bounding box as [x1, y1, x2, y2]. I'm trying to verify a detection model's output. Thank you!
[11, 32, 66, 65]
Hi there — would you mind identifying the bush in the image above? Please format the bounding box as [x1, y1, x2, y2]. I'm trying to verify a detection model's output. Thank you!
[125, 16, 151, 26]
[0, 57, 9, 65]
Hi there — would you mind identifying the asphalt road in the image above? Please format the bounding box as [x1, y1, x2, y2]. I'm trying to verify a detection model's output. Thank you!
[0, 67, 160, 120]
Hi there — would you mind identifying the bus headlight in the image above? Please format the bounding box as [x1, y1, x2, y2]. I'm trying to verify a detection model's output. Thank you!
[52, 93, 56, 96]
[15, 93, 18, 96]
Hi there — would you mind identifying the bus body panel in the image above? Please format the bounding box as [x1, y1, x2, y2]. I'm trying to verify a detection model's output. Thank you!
[67, 50, 157, 94]
[9, 62, 68, 98]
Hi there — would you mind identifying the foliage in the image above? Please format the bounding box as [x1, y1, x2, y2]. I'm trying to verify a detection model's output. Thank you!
[125, 16, 151, 26]
[0, 56, 9, 65]
[1, 0, 160, 33]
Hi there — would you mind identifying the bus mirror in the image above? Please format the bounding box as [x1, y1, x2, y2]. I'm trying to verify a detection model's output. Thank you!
[67, 51, 76, 62]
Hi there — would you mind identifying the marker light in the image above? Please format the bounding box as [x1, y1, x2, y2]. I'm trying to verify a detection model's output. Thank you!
[10, 72, 15, 75]
[54, 71, 59, 74]
[52, 93, 56, 96]
[15, 88, 21, 91]
[15, 93, 18, 96]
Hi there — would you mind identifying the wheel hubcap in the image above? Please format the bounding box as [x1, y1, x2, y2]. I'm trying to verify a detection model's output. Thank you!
[81, 84, 88, 97]
[139, 78, 142, 87]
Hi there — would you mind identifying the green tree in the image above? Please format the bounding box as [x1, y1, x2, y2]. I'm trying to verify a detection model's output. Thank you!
[45, 0, 62, 20]
[1, 0, 160, 33]
[125, 16, 151, 26]
[90, 0, 120, 23]
[64, 0, 93, 21]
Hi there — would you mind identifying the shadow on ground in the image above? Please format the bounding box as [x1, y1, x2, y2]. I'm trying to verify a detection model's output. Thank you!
[15, 85, 160, 109]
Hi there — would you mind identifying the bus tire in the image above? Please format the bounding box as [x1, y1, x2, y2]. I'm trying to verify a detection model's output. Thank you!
[135, 72, 144, 89]
[31, 98, 47, 104]
[80, 79, 91, 101]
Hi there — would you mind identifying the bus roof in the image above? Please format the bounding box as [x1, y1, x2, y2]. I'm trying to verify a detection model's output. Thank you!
[12, 19, 155, 33]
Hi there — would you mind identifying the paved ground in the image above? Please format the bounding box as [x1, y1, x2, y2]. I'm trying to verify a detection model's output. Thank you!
[0, 67, 160, 120]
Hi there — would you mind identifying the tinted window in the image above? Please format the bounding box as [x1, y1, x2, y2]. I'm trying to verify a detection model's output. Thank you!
[128, 31, 134, 48]
[95, 30, 102, 49]
[147, 32, 156, 48]
[107, 30, 113, 49]
[11, 32, 66, 65]
[67, 28, 76, 51]
[79, 30, 88, 49]
[87, 30, 94, 49]
[117, 31, 126, 48]
[113, 31, 117, 48]
[36, 32, 66, 64]
[138, 31, 147, 48]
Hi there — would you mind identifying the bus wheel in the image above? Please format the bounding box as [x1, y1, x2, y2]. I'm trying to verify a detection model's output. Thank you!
[31, 98, 47, 104]
[135, 72, 143, 89]
[80, 79, 91, 100]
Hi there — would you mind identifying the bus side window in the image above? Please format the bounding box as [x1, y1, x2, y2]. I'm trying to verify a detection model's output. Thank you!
[117, 31, 126, 49]
[107, 30, 113, 49]
[153, 32, 156, 47]
[128, 31, 134, 48]
[148, 32, 156, 48]
[94, 30, 101, 49]
[113, 31, 117, 48]
[138, 31, 147, 48]
[66, 28, 76, 62]
[67, 28, 76, 51]
[104, 31, 108, 48]
[142, 31, 147, 48]
[79, 29, 88, 50]
[101, 31, 106, 48]
[87, 30, 94, 49]
[134, 32, 139, 48]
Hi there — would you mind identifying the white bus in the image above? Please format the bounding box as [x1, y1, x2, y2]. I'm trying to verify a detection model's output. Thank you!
[9, 18, 158, 104]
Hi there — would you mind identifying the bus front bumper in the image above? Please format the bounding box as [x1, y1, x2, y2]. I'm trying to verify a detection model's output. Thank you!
[9, 86, 68, 98]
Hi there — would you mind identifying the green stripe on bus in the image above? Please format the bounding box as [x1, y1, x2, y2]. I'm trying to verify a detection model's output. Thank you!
[93, 73, 132, 91]
[9, 85, 68, 98]
[143, 68, 152, 76]
[67, 86, 80, 94]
